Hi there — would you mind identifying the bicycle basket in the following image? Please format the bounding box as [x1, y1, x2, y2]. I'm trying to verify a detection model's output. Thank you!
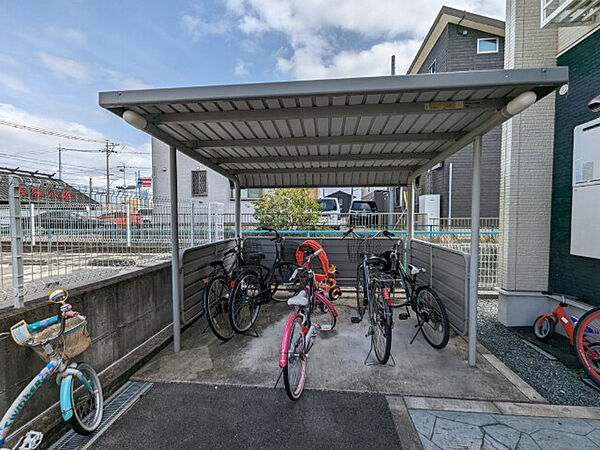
[347, 239, 366, 263]
[31, 316, 91, 364]
[367, 239, 389, 257]
[282, 240, 302, 263]
[241, 238, 262, 260]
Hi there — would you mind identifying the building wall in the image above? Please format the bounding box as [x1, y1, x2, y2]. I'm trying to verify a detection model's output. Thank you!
[496, 0, 560, 327]
[417, 23, 504, 218]
[549, 30, 600, 305]
[151, 138, 256, 215]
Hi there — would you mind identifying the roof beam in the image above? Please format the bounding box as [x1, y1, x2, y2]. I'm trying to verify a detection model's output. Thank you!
[231, 165, 419, 176]
[152, 99, 505, 124]
[187, 132, 458, 149]
[212, 151, 437, 165]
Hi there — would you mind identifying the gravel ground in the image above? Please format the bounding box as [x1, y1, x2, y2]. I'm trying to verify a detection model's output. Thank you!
[478, 297, 600, 406]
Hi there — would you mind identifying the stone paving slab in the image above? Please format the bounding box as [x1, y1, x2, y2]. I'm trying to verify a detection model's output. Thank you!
[409, 409, 600, 449]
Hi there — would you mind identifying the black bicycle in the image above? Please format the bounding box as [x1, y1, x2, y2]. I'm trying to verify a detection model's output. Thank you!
[228, 229, 299, 334]
[377, 232, 450, 350]
[203, 237, 264, 341]
[343, 228, 395, 363]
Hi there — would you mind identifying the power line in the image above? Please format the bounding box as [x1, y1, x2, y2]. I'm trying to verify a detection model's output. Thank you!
[0, 119, 110, 144]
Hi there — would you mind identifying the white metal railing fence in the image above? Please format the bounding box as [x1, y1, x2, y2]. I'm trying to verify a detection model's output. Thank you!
[439, 242, 498, 289]
[1, 175, 224, 308]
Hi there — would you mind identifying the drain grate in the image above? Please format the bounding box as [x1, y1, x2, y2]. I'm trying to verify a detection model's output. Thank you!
[50, 381, 152, 450]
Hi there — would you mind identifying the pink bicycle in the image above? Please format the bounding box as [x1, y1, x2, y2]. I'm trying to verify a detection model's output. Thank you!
[278, 246, 338, 400]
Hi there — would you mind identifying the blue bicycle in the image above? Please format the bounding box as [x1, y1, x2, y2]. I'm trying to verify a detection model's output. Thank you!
[1, 288, 103, 449]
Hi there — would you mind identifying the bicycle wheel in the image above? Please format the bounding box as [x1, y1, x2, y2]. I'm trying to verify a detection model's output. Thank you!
[574, 308, 600, 387]
[533, 315, 555, 341]
[203, 275, 234, 341]
[414, 286, 450, 349]
[369, 282, 392, 364]
[356, 265, 366, 318]
[283, 315, 307, 400]
[272, 262, 300, 302]
[312, 294, 337, 331]
[228, 271, 262, 333]
[69, 363, 103, 435]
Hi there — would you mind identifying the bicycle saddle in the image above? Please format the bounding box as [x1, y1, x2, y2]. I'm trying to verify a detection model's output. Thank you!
[408, 264, 426, 275]
[288, 290, 308, 307]
[366, 256, 386, 266]
[209, 258, 224, 268]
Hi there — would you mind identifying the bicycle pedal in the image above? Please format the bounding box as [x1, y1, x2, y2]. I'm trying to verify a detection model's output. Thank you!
[398, 313, 409, 320]
[351, 316, 362, 324]
[320, 324, 332, 331]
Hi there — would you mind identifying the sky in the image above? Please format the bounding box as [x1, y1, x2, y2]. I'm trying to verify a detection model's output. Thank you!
[0, 0, 504, 188]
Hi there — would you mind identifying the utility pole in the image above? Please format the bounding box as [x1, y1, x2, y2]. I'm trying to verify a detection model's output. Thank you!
[104, 141, 118, 204]
[89, 177, 93, 199]
[58, 144, 62, 180]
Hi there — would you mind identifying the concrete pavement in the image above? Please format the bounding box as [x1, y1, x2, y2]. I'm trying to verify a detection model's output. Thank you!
[87, 296, 600, 449]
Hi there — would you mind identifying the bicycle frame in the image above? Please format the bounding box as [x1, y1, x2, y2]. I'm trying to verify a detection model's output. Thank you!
[538, 306, 575, 345]
[1, 315, 95, 448]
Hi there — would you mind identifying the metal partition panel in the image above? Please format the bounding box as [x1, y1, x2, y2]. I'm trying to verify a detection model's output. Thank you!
[180, 239, 236, 324]
[243, 236, 397, 284]
[410, 239, 469, 335]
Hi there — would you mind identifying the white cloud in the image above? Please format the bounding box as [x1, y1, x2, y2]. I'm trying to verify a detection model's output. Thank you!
[222, 0, 505, 78]
[0, 104, 151, 185]
[0, 73, 31, 93]
[102, 69, 151, 90]
[234, 59, 249, 77]
[181, 14, 230, 41]
[0, 53, 16, 65]
[38, 51, 90, 83]
[46, 27, 87, 46]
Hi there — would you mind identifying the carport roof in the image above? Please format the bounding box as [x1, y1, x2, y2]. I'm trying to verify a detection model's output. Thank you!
[99, 68, 568, 188]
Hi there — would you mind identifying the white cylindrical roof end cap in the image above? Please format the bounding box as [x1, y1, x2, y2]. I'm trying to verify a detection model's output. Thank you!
[505, 91, 537, 116]
[122, 110, 147, 130]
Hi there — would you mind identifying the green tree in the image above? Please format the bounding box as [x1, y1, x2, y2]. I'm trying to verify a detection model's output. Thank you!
[253, 188, 323, 230]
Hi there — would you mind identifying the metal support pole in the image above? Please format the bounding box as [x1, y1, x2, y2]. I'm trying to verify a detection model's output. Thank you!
[169, 146, 181, 352]
[208, 202, 213, 244]
[30, 203, 36, 247]
[406, 179, 415, 265]
[8, 177, 24, 308]
[234, 180, 241, 239]
[468, 136, 482, 367]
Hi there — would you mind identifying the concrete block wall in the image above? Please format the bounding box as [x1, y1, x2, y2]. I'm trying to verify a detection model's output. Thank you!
[0, 263, 173, 431]
[498, 0, 558, 300]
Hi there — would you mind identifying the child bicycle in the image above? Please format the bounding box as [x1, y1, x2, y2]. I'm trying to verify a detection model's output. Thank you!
[277, 245, 338, 400]
[534, 291, 600, 387]
[1, 288, 103, 449]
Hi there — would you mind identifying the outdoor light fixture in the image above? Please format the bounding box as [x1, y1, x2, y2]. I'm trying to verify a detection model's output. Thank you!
[122, 110, 147, 130]
[502, 91, 537, 117]
[588, 94, 600, 113]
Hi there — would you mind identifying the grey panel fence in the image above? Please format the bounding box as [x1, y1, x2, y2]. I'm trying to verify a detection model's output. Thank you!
[180, 239, 236, 324]
[409, 239, 470, 335]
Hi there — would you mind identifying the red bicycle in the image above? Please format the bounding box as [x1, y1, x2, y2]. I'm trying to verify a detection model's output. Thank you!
[533, 291, 600, 387]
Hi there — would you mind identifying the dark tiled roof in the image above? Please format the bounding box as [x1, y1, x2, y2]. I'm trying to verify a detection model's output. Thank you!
[0, 171, 95, 204]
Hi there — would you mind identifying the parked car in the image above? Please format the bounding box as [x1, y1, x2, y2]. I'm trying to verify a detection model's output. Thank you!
[348, 200, 379, 227]
[318, 197, 344, 228]
[22, 211, 112, 230]
[95, 211, 142, 228]
[137, 208, 153, 227]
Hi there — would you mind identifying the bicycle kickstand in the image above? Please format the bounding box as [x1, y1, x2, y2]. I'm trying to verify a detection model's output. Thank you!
[248, 323, 260, 338]
[409, 318, 425, 345]
[274, 368, 284, 389]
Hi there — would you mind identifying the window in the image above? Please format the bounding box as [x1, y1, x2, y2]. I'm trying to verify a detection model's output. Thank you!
[191, 170, 207, 196]
[477, 38, 499, 54]
[229, 182, 263, 200]
[428, 59, 437, 73]
[319, 199, 338, 212]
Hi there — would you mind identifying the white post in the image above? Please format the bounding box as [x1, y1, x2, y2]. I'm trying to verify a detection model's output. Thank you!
[448, 163, 453, 227]
[169, 145, 181, 353]
[126, 202, 132, 248]
[468, 136, 482, 367]
[8, 177, 24, 308]
[190, 202, 195, 247]
[234, 180, 241, 239]
[30, 203, 36, 247]
[208, 202, 213, 244]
